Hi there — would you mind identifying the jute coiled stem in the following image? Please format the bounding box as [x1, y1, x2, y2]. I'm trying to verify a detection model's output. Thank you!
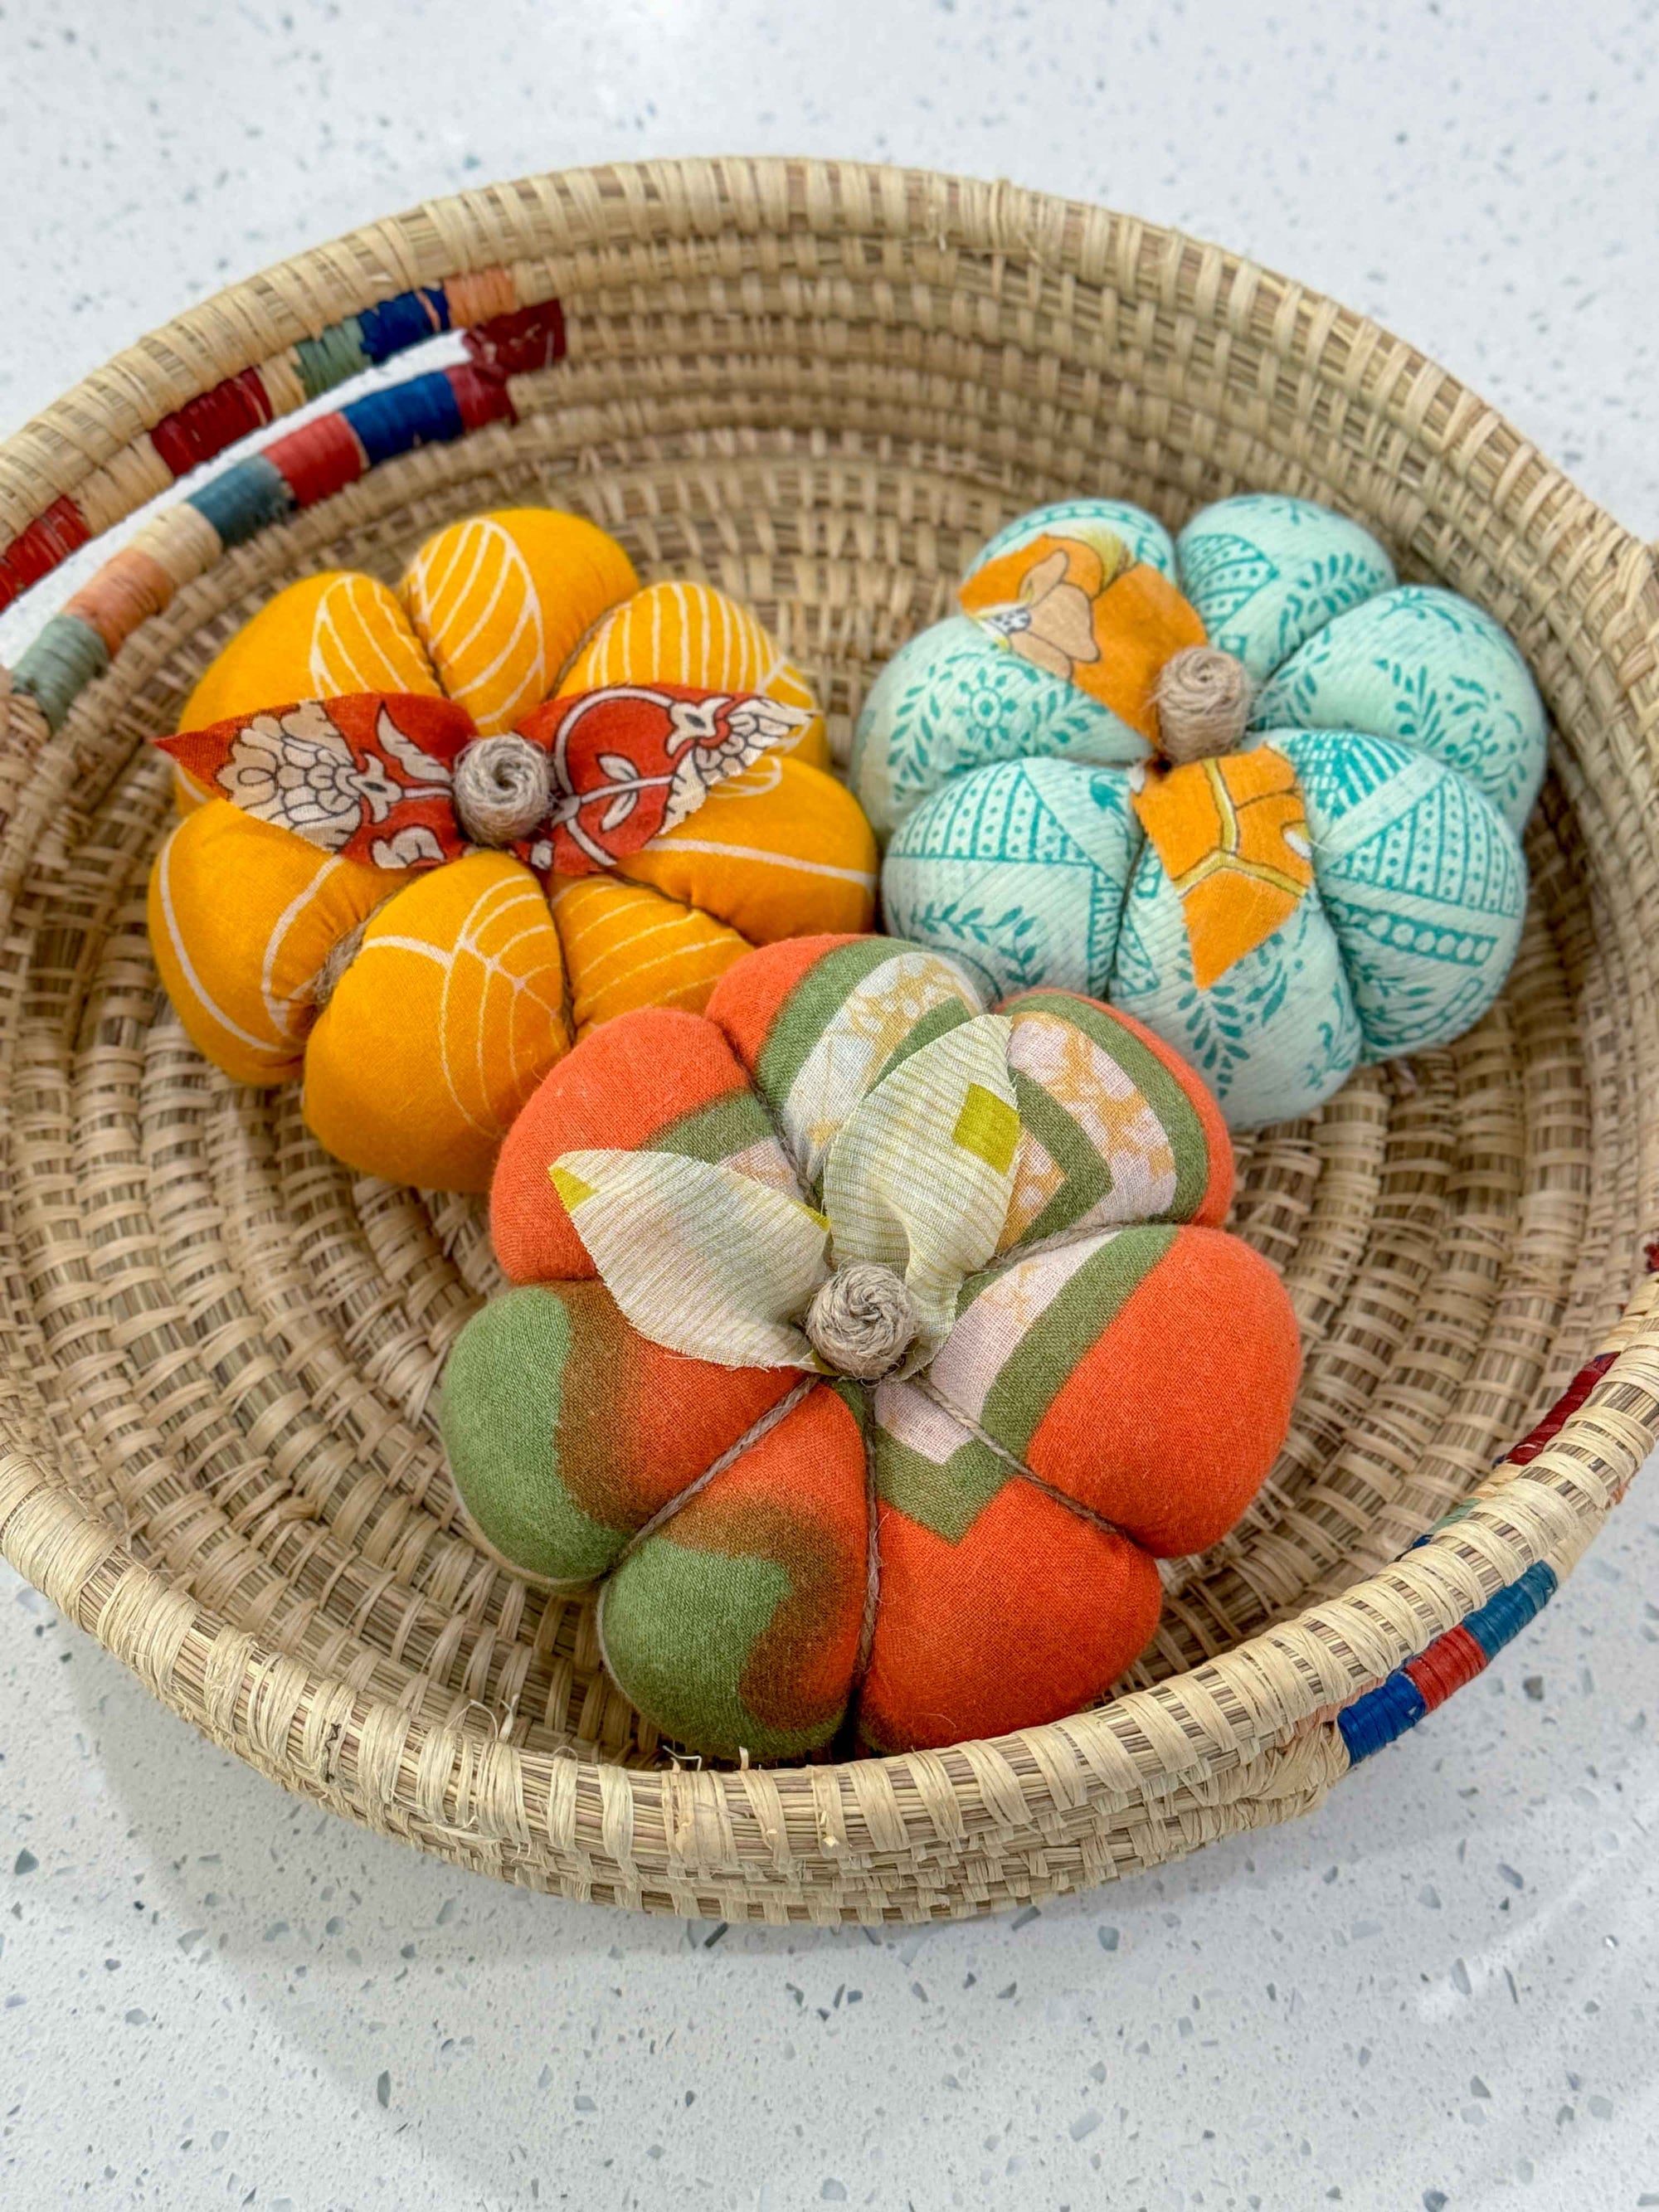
[0, 158, 1655, 1923]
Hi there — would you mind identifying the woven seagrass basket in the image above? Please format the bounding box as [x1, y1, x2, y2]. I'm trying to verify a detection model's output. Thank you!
[1, 158, 1656, 1923]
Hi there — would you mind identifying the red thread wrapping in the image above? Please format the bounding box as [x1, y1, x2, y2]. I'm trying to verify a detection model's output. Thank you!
[447, 362, 518, 433]
[1404, 1625, 1486, 1712]
[0, 495, 92, 611]
[1507, 1349, 1616, 1466]
[465, 298, 567, 378]
[149, 367, 275, 478]
[263, 414, 366, 508]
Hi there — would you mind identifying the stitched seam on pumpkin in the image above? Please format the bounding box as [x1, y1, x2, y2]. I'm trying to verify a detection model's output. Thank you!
[610, 1374, 820, 1567]
[911, 1373, 1138, 1548]
[307, 887, 404, 1012]
[853, 1403, 882, 1689]
[548, 599, 625, 694]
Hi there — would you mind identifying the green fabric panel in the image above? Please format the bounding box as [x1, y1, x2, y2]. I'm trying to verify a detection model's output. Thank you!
[754, 937, 924, 1110]
[978, 1224, 1175, 1456]
[827, 1376, 868, 1425]
[649, 1086, 780, 1168]
[873, 1425, 1009, 1544]
[1006, 1067, 1113, 1249]
[438, 1286, 625, 1586]
[601, 1542, 842, 1762]
[1011, 991, 1212, 1220]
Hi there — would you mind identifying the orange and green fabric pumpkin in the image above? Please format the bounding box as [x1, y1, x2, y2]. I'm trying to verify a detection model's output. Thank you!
[440, 932, 1301, 1760]
[854, 494, 1548, 1128]
[147, 508, 877, 1190]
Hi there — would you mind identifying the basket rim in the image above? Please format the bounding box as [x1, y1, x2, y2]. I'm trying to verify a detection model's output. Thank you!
[2, 153, 1657, 1884]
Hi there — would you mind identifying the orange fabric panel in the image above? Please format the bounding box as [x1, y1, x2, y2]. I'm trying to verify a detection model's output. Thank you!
[611, 1312, 805, 1534]
[645, 1383, 869, 1735]
[398, 508, 638, 734]
[860, 1481, 1161, 1753]
[303, 853, 571, 1191]
[1025, 1224, 1301, 1557]
[616, 758, 876, 943]
[1132, 746, 1316, 989]
[491, 1007, 758, 1286]
[180, 571, 440, 731]
[548, 873, 751, 1035]
[147, 800, 394, 1085]
[960, 539, 1205, 740]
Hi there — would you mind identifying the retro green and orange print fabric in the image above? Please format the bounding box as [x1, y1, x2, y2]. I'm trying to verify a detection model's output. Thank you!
[440, 934, 1302, 1761]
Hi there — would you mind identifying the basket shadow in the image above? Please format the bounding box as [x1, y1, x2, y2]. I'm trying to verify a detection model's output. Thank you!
[39, 1514, 1659, 2209]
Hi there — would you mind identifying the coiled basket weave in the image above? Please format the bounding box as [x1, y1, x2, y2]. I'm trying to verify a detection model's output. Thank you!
[2, 158, 1656, 1924]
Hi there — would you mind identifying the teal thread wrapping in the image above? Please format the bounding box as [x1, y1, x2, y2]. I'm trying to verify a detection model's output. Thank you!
[12, 615, 111, 732]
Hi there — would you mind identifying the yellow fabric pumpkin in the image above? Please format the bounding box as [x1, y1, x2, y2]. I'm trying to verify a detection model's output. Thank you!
[148, 508, 876, 1190]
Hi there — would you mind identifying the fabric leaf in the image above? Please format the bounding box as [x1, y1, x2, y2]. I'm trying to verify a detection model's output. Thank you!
[822, 1011, 1018, 1362]
[550, 1148, 830, 1369]
[155, 692, 474, 868]
[513, 684, 809, 878]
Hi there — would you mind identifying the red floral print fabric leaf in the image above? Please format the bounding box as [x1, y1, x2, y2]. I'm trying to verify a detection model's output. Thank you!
[511, 684, 809, 878]
[155, 692, 477, 870]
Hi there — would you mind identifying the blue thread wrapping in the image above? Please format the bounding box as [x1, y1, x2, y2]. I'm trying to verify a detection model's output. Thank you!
[1338, 1560, 1559, 1767]
[356, 286, 450, 364]
[1462, 1559, 1557, 1662]
[1337, 1670, 1427, 1765]
[187, 454, 294, 549]
[342, 371, 466, 468]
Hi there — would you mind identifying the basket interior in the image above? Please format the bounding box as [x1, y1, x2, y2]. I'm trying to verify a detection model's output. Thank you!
[0, 377, 1622, 1777]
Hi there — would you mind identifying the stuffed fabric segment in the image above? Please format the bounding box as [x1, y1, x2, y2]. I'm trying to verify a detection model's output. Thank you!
[857, 493, 1548, 1127]
[440, 934, 1301, 1762]
[147, 507, 876, 1191]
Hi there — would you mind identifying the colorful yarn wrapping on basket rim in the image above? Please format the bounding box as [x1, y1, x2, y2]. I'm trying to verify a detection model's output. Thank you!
[4, 274, 567, 730]
[1336, 1348, 1619, 1766]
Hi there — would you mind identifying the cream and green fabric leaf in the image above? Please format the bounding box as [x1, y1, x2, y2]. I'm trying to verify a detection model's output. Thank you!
[857, 493, 1549, 1127]
[551, 1008, 1021, 1374]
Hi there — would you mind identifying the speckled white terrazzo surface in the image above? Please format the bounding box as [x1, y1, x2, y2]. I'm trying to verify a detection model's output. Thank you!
[2, 5, 1657, 2208]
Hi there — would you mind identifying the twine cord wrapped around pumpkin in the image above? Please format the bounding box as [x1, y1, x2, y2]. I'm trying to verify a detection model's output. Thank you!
[451, 732, 555, 844]
[805, 1262, 918, 1380]
[311, 913, 371, 1013]
[1152, 644, 1253, 764]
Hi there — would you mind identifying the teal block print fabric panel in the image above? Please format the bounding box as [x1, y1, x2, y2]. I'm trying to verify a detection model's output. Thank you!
[1273, 728, 1527, 1060]
[1109, 839, 1365, 1126]
[966, 498, 1179, 584]
[1175, 495, 1397, 682]
[851, 614, 1151, 841]
[1252, 586, 1547, 832]
[882, 758, 1142, 1002]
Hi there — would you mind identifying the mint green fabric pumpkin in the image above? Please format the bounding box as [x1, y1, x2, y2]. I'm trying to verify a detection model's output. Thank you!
[852, 494, 1548, 1127]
